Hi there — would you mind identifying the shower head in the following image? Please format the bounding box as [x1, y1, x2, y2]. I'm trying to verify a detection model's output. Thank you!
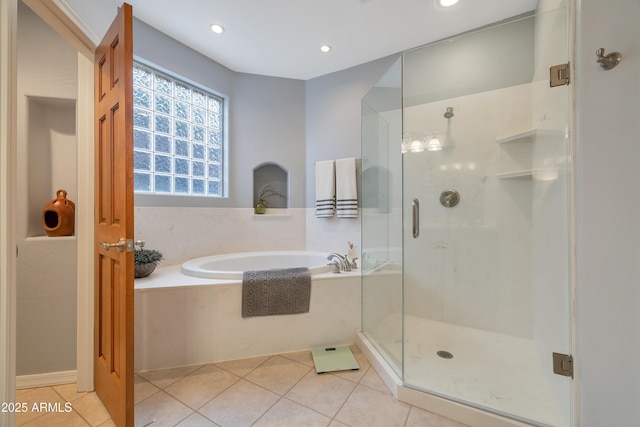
[444, 107, 454, 119]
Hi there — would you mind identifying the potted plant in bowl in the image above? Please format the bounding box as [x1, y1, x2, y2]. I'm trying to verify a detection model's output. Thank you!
[255, 185, 285, 214]
[134, 241, 163, 278]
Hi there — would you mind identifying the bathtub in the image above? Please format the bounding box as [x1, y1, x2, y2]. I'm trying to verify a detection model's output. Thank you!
[134, 251, 360, 372]
[180, 250, 332, 279]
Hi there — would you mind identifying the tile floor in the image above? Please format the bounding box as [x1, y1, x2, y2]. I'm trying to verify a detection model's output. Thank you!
[16, 382, 114, 427]
[16, 346, 468, 427]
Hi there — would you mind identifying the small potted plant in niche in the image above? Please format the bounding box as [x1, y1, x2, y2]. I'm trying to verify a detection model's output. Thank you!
[255, 184, 285, 214]
[134, 241, 163, 278]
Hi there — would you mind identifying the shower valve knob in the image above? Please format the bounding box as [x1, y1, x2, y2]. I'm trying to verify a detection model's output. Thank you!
[440, 189, 460, 208]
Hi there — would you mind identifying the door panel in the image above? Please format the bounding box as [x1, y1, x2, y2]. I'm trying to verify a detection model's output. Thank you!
[94, 3, 133, 426]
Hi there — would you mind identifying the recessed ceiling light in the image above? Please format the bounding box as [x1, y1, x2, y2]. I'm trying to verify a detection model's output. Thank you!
[320, 45, 332, 53]
[436, 0, 460, 7]
[210, 24, 225, 34]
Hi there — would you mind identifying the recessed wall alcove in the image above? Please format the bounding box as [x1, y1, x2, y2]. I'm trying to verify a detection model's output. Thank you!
[27, 96, 77, 237]
[253, 162, 289, 211]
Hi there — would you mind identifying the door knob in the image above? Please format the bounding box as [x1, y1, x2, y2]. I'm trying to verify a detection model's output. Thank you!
[100, 237, 127, 252]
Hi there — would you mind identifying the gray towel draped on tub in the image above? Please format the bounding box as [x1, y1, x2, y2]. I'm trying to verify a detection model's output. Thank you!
[242, 267, 311, 317]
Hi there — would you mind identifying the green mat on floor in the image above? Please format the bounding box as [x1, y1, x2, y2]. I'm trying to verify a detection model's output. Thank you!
[311, 346, 360, 374]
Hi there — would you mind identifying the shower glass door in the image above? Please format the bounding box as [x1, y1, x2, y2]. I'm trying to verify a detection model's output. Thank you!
[361, 58, 403, 376]
[402, 5, 572, 427]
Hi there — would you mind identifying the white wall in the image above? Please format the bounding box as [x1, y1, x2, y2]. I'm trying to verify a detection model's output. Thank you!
[402, 16, 535, 107]
[576, 0, 640, 425]
[15, 2, 78, 376]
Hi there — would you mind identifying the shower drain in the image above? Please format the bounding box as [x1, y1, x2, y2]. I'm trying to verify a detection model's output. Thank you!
[437, 350, 454, 359]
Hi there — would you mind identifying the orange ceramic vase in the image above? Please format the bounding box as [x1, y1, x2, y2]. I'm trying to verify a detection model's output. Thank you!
[42, 189, 75, 237]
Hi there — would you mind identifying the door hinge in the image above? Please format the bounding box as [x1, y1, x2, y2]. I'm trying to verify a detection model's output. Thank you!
[553, 352, 573, 378]
[550, 63, 570, 87]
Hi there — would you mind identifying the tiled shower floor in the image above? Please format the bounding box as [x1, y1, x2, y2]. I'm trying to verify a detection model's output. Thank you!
[16, 346, 468, 427]
[371, 313, 567, 427]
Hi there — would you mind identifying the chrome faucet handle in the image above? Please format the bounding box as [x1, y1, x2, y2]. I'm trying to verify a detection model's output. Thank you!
[349, 257, 358, 270]
[327, 261, 341, 274]
[342, 254, 352, 271]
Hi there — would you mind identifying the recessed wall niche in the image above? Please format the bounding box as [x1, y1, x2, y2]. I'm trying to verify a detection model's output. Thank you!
[253, 162, 289, 211]
[27, 96, 77, 237]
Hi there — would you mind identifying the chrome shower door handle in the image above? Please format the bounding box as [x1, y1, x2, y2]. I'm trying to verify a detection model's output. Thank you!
[412, 199, 419, 238]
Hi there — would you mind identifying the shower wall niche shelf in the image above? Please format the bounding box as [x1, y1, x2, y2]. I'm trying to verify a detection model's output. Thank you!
[495, 129, 535, 179]
[494, 129, 565, 180]
[496, 169, 535, 180]
[25, 235, 77, 242]
[495, 128, 565, 144]
[495, 129, 537, 144]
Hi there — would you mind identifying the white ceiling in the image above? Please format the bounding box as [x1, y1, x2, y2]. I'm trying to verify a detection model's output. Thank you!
[124, 0, 538, 80]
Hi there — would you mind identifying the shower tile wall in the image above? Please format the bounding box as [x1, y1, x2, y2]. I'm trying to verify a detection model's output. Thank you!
[403, 83, 534, 338]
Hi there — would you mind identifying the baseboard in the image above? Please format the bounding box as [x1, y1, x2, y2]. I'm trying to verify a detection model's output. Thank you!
[16, 370, 77, 389]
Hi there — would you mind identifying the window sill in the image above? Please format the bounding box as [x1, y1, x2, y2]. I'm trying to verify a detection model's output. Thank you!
[135, 193, 228, 207]
[253, 208, 289, 217]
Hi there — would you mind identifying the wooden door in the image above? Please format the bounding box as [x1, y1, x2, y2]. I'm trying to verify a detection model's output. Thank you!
[94, 3, 134, 426]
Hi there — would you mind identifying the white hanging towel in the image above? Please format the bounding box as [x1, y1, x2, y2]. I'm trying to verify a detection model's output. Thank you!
[315, 160, 335, 217]
[336, 158, 358, 218]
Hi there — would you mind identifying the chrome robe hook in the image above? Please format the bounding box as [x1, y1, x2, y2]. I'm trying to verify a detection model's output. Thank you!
[596, 48, 621, 70]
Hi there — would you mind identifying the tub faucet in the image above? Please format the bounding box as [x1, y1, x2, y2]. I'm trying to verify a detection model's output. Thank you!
[327, 253, 351, 272]
[327, 259, 341, 274]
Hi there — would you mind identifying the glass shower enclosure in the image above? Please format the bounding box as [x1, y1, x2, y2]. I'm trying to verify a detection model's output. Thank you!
[361, 4, 572, 427]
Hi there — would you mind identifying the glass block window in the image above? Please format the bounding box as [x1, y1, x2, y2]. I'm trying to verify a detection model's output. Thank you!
[133, 62, 225, 197]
